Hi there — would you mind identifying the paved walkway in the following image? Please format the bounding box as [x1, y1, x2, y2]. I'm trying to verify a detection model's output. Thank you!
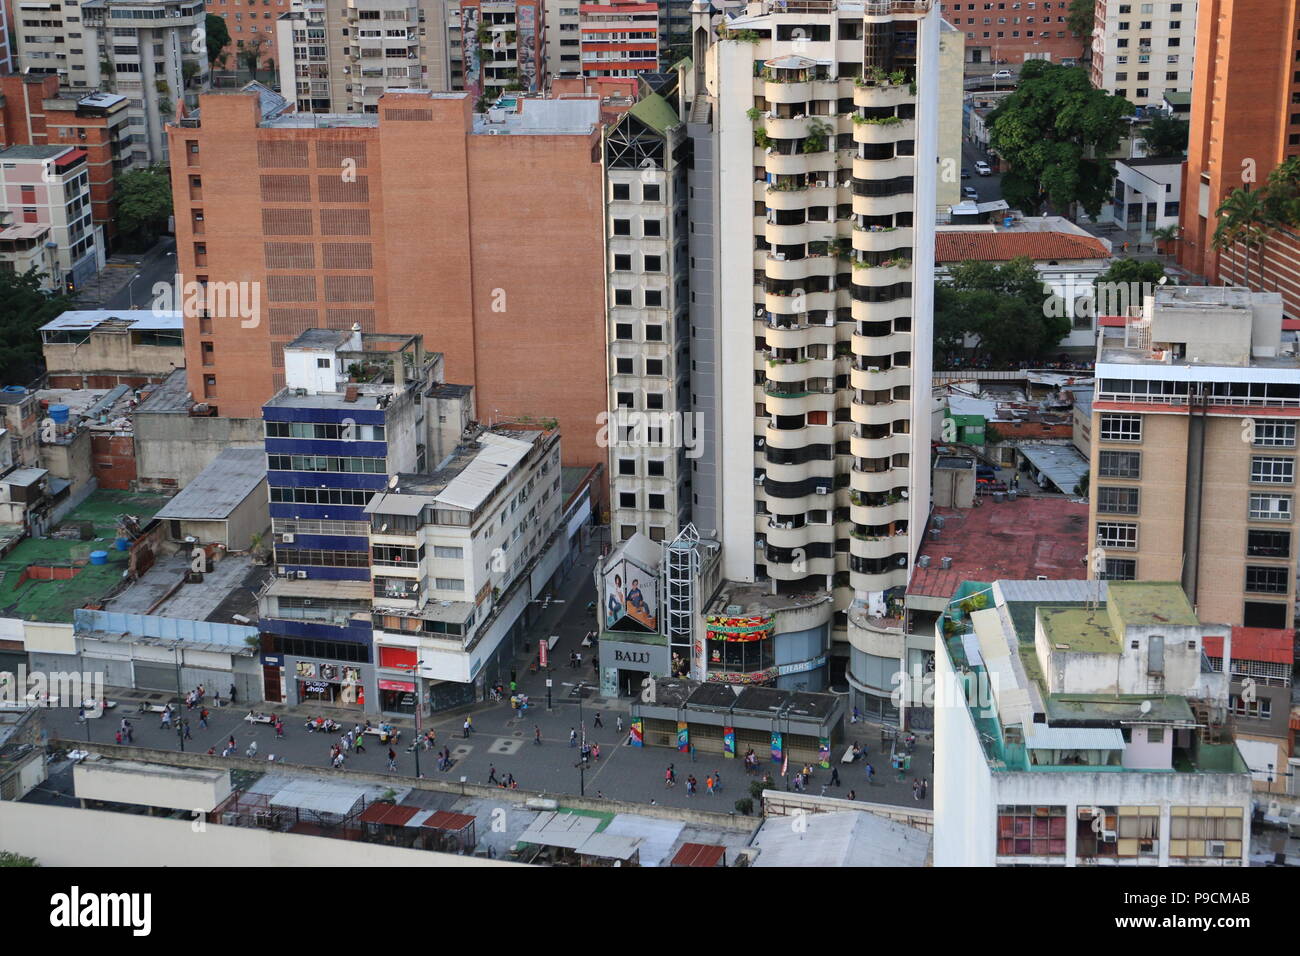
[41, 530, 931, 813]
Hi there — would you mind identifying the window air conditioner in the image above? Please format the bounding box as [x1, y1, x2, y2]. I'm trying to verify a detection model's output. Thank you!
[281, 533, 294, 543]
[1207, 841, 1226, 857]
[815, 486, 829, 494]
[277, 567, 288, 576]
[1100, 830, 1117, 843]
[296, 570, 308, 579]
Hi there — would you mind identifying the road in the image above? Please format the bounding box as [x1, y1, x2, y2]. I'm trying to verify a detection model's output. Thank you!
[76, 236, 177, 310]
[959, 139, 1005, 206]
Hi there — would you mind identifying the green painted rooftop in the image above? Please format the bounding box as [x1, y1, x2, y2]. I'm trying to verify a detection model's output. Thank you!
[0, 490, 171, 623]
[1045, 694, 1195, 725]
[1038, 607, 1121, 654]
[1106, 581, 1199, 629]
[628, 92, 680, 135]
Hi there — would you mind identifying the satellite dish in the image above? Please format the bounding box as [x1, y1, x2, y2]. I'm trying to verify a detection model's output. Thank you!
[1140, 699, 1152, 714]
[388, 475, 399, 489]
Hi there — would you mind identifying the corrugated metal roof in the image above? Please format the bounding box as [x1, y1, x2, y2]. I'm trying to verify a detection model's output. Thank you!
[432, 433, 533, 512]
[1017, 443, 1090, 493]
[518, 811, 601, 849]
[1023, 724, 1126, 750]
[995, 579, 1109, 605]
[269, 779, 366, 816]
[40, 310, 184, 332]
[154, 448, 266, 521]
[972, 607, 1030, 729]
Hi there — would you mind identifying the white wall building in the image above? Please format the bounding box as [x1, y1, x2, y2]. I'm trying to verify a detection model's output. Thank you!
[544, 0, 582, 74]
[1100, 155, 1182, 242]
[1089, 0, 1197, 109]
[935, 578, 1253, 867]
[0, 145, 104, 292]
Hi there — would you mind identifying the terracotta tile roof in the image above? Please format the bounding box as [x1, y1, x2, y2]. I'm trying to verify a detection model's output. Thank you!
[936, 231, 1111, 264]
[1203, 627, 1295, 667]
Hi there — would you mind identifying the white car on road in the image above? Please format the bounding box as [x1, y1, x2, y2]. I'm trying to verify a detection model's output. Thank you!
[991, 69, 1013, 80]
[974, 161, 992, 176]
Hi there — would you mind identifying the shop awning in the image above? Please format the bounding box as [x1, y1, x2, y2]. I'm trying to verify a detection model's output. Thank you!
[359, 803, 420, 827]
[517, 811, 600, 849]
[577, 833, 641, 861]
[421, 810, 476, 833]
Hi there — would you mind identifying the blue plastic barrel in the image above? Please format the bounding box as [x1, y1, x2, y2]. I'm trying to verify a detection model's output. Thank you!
[114, 537, 129, 551]
[1003, 216, 1013, 227]
[48, 404, 70, 424]
[89, 551, 108, 565]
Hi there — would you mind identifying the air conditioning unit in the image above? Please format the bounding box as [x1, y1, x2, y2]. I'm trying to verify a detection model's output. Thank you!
[772, 252, 786, 261]
[296, 570, 308, 579]
[755, 473, 766, 484]
[277, 567, 288, 576]
[1207, 841, 1226, 857]
[281, 533, 294, 544]
[1100, 830, 1118, 844]
[815, 486, 830, 494]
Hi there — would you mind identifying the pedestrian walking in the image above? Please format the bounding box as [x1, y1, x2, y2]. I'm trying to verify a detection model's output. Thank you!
[847, 789, 857, 801]
[227, 734, 236, 752]
[865, 762, 874, 783]
[488, 765, 498, 785]
[354, 733, 366, 753]
[183, 720, 192, 740]
[831, 766, 841, 786]
[246, 741, 258, 758]
[689, 741, 696, 762]
[592, 742, 600, 761]
[124, 721, 133, 744]
[713, 770, 721, 792]
[593, 712, 603, 729]
[569, 727, 578, 747]
[534, 725, 542, 745]
[114, 729, 122, 745]
[616, 714, 623, 733]
[706, 774, 715, 795]
[665, 764, 676, 788]
[387, 748, 397, 771]
[199, 708, 209, 729]
[912, 778, 921, 801]
[851, 705, 861, 724]
[463, 716, 472, 738]
[920, 777, 928, 800]
[229, 683, 237, 705]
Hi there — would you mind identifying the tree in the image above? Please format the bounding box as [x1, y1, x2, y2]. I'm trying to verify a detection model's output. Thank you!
[1138, 114, 1189, 158]
[1066, 0, 1094, 57]
[1093, 258, 1167, 315]
[1095, 257, 1167, 289]
[0, 851, 38, 867]
[0, 270, 79, 384]
[987, 61, 1133, 217]
[1073, 472, 1090, 498]
[1214, 186, 1269, 287]
[205, 14, 230, 69]
[1151, 225, 1179, 261]
[1262, 156, 1300, 230]
[114, 164, 173, 248]
[935, 256, 1071, 366]
[241, 34, 268, 80]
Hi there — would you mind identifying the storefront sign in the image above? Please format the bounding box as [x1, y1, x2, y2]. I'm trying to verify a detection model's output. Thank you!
[378, 679, 415, 692]
[304, 681, 329, 694]
[771, 732, 783, 764]
[600, 638, 669, 676]
[676, 722, 689, 752]
[629, 719, 643, 747]
[295, 662, 317, 679]
[777, 654, 828, 678]
[723, 728, 735, 759]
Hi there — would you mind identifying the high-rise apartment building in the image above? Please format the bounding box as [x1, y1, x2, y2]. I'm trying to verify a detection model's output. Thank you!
[1088, 286, 1299, 629]
[210, 0, 290, 72]
[0, 75, 133, 248]
[603, 88, 691, 542]
[545, 0, 583, 74]
[274, 0, 452, 115]
[0, 0, 12, 74]
[688, 0, 938, 695]
[934, 0, 1086, 67]
[13, 0, 208, 166]
[579, 2, 660, 77]
[166, 89, 608, 488]
[1090, 0, 1198, 108]
[0, 144, 104, 292]
[1178, 0, 1300, 320]
[448, 0, 547, 99]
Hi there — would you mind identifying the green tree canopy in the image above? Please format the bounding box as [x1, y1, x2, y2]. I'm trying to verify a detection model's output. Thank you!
[1138, 114, 1189, 158]
[114, 164, 173, 246]
[0, 271, 79, 384]
[1066, 0, 1094, 49]
[987, 61, 1133, 217]
[935, 256, 1071, 366]
[1095, 257, 1167, 289]
[205, 13, 231, 68]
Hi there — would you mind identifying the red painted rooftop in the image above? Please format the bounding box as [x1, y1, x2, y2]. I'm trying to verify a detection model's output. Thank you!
[935, 231, 1110, 264]
[907, 497, 1089, 599]
[1203, 627, 1295, 666]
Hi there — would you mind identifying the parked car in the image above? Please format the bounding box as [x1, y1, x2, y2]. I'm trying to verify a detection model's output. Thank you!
[976, 464, 998, 480]
[961, 167, 971, 179]
[962, 186, 979, 199]
[974, 161, 992, 176]
[991, 69, 1013, 80]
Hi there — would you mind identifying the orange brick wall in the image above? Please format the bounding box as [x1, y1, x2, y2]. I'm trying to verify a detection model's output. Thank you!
[167, 91, 608, 483]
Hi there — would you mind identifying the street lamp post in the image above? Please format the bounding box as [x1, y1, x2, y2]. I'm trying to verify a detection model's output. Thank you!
[127, 272, 143, 309]
[172, 643, 185, 752]
[575, 680, 587, 796]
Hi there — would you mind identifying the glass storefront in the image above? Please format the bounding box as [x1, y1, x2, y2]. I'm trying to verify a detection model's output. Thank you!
[294, 661, 364, 708]
[379, 679, 417, 715]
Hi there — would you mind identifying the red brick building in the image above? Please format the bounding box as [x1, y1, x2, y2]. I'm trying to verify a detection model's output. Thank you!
[0, 75, 130, 247]
[1178, 0, 1300, 319]
[935, 0, 1086, 66]
[165, 89, 609, 485]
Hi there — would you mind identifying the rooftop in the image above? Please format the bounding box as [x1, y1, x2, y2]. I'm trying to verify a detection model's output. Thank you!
[935, 230, 1111, 264]
[706, 581, 832, 617]
[1043, 694, 1197, 726]
[1038, 607, 1122, 655]
[103, 550, 268, 623]
[153, 448, 266, 522]
[132, 368, 192, 415]
[40, 310, 183, 333]
[0, 145, 73, 160]
[907, 497, 1089, 600]
[368, 429, 544, 515]
[0, 490, 171, 623]
[1204, 628, 1295, 667]
[1106, 580, 1199, 629]
[1016, 443, 1090, 494]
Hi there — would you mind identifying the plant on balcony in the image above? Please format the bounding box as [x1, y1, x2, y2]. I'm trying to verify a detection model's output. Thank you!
[834, 342, 853, 357]
[889, 70, 908, 86]
[754, 129, 773, 149]
[801, 119, 832, 154]
[958, 592, 988, 616]
[477, 25, 492, 44]
[908, 81, 918, 95]
[724, 28, 759, 43]
[853, 113, 902, 126]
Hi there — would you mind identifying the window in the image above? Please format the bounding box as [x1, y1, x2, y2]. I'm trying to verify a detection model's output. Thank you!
[619, 492, 637, 508]
[1097, 522, 1137, 549]
[645, 358, 664, 376]
[612, 183, 630, 200]
[1245, 565, 1289, 595]
[1098, 450, 1140, 479]
[1229, 694, 1272, 719]
[645, 290, 663, 307]
[614, 289, 633, 306]
[1169, 807, 1243, 859]
[613, 253, 632, 271]
[1253, 419, 1296, 447]
[615, 322, 633, 340]
[1097, 487, 1139, 515]
[617, 458, 636, 476]
[643, 219, 662, 237]
[1249, 494, 1292, 520]
[645, 325, 663, 342]
[615, 357, 634, 374]
[612, 219, 631, 236]
[1099, 414, 1141, 442]
[434, 578, 465, 590]
[316, 357, 331, 369]
[642, 184, 660, 201]
[647, 460, 665, 477]
[997, 805, 1067, 857]
[433, 546, 463, 559]
[1247, 529, 1290, 558]
[648, 493, 665, 510]
[1251, 456, 1294, 484]
[1101, 558, 1136, 581]
[644, 254, 662, 272]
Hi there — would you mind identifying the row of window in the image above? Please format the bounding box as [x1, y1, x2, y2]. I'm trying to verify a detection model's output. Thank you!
[265, 420, 386, 441]
[267, 454, 387, 474]
[270, 486, 373, 506]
